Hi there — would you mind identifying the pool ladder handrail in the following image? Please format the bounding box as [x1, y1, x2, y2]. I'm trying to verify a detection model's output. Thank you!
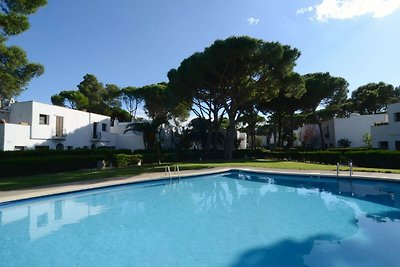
[164, 165, 181, 182]
[165, 166, 172, 181]
[336, 161, 354, 195]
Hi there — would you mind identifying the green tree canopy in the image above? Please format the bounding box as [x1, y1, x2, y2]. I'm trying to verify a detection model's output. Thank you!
[0, 43, 44, 99]
[300, 72, 349, 148]
[121, 86, 143, 120]
[51, 74, 127, 120]
[0, 0, 46, 104]
[169, 36, 302, 159]
[350, 82, 400, 114]
[0, 0, 47, 40]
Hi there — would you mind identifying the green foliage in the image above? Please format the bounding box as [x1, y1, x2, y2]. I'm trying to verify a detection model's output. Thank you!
[121, 86, 143, 120]
[0, 155, 103, 178]
[0, 149, 134, 178]
[0, 0, 47, 40]
[113, 154, 142, 167]
[337, 138, 351, 148]
[345, 150, 400, 169]
[362, 133, 372, 148]
[0, 0, 46, 101]
[169, 36, 302, 159]
[124, 117, 166, 150]
[0, 43, 44, 99]
[51, 74, 124, 118]
[350, 82, 400, 114]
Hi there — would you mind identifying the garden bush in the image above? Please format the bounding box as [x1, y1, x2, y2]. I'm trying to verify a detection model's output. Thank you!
[113, 154, 143, 167]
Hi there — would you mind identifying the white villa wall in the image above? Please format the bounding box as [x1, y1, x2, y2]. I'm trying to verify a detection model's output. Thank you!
[8, 102, 33, 125]
[323, 113, 386, 148]
[110, 121, 145, 150]
[0, 124, 31, 150]
[0, 101, 115, 150]
[371, 103, 400, 150]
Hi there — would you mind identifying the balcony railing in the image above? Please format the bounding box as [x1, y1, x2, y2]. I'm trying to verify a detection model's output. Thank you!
[52, 129, 67, 139]
[92, 131, 102, 141]
[374, 122, 389, 126]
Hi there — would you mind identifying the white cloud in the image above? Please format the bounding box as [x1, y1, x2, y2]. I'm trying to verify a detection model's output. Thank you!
[297, 0, 400, 21]
[296, 6, 314, 15]
[247, 17, 260, 25]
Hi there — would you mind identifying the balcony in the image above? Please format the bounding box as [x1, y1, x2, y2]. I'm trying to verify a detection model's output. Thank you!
[52, 129, 67, 140]
[374, 122, 389, 126]
[91, 131, 102, 141]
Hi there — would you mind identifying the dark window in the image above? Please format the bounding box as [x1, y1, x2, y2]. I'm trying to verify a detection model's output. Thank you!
[35, 146, 50, 150]
[395, 141, 400, 151]
[379, 141, 389, 150]
[102, 123, 107, 132]
[56, 143, 64, 150]
[39, 114, 49, 125]
[93, 122, 99, 139]
[395, 113, 400, 122]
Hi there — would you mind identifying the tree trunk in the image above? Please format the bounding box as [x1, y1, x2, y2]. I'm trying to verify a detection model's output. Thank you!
[277, 112, 283, 148]
[212, 110, 219, 152]
[204, 123, 212, 158]
[314, 112, 325, 149]
[224, 118, 236, 160]
[288, 112, 294, 148]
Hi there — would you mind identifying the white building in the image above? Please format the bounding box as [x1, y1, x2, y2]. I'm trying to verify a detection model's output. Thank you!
[370, 103, 400, 150]
[0, 101, 144, 151]
[322, 113, 387, 148]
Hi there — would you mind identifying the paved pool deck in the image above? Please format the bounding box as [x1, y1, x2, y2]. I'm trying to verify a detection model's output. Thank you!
[1, 167, 400, 204]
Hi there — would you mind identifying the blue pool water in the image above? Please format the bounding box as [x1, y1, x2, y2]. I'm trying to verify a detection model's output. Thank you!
[1, 171, 400, 267]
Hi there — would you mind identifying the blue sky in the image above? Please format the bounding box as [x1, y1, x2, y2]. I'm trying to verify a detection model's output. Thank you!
[7, 0, 400, 105]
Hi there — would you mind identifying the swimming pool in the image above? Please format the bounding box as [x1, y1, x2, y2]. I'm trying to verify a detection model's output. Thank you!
[1, 170, 400, 266]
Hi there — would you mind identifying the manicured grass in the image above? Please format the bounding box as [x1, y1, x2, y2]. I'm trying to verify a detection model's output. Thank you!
[0, 159, 399, 191]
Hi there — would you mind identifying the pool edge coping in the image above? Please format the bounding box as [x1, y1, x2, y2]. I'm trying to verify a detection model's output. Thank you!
[1, 167, 400, 205]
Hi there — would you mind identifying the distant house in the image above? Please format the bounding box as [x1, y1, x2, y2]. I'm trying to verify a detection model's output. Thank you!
[370, 103, 400, 150]
[322, 113, 387, 148]
[294, 113, 386, 149]
[0, 101, 144, 151]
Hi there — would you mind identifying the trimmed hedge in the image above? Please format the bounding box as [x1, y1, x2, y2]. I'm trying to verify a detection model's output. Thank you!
[345, 150, 400, 169]
[0, 155, 104, 178]
[262, 149, 400, 169]
[113, 154, 142, 167]
[0, 149, 134, 178]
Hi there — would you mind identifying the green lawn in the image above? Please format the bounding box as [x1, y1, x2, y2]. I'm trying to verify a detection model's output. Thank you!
[1, 159, 399, 191]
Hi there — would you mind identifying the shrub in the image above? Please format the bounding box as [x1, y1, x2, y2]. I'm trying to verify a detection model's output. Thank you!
[337, 138, 351, 148]
[113, 154, 143, 167]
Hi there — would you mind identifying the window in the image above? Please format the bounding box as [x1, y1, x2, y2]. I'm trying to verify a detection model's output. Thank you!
[39, 114, 49, 125]
[35, 145, 50, 150]
[395, 112, 400, 122]
[395, 141, 400, 151]
[379, 141, 389, 150]
[14, 146, 25, 151]
[102, 123, 107, 132]
[36, 213, 48, 227]
[56, 143, 64, 150]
